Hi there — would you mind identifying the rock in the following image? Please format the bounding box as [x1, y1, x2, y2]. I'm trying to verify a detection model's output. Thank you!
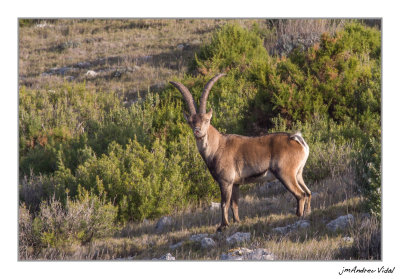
[56, 67, 69, 75]
[46, 66, 73, 76]
[169, 242, 183, 250]
[201, 238, 216, 249]
[210, 202, 220, 210]
[113, 70, 122, 78]
[153, 253, 175, 260]
[155, 216, 173, 233]
[140, 55, 152, 61]
[342, 236, 354, 243]
[221, 247, 251, 260]
[189, 233, 208, 242]
[272, 220, 310, 234]
[295, 220, 311, 229]
[85, 70, 98, 78]
[249, 248, 275, 260]
[177, 44, 185, 51]
[221, 247, 274, 260]
[76, 62, 91, 68]
[326, 214, 354, 232]
[226, 232, 251, 245]
[35, 23, 49, 28]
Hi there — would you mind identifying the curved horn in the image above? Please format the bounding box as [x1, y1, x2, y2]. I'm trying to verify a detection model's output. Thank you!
[169, 81, 197, 116]
[199, 73, 226, 113]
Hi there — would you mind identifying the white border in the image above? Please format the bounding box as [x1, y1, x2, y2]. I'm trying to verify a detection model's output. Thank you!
[2, 1, 399, 278]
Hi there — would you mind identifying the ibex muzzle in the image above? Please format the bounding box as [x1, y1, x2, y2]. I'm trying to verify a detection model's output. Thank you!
[170, 74, 311, 232]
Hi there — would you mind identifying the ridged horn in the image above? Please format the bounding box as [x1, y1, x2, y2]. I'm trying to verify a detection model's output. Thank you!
[169, 81, 197, 116]
[199, 73, 226, 113]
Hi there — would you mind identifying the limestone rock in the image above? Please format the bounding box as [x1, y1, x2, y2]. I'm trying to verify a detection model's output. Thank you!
[177, 44, 185, 51]
[85, 70, 98, 77]
[169, 242, 183, 250]
[210, 202, 220, 210]
[226, 232, 250, 245]
[155, 216, 173, 233]
[201, 237, 216, 249]
[272, 220, 310, 234]
[153, 253, 175, 260]
[221, 247, 274, 260]
[342, 236, 354, 243]
[326, 214, 354, 232]
[189, 233, 208, 242]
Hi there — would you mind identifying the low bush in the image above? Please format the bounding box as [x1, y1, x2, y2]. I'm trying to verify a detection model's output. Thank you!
[354, 137, 381, 218]
[19, 192, 118, 259]
[249, 22, 381, 129]
[18, 204, 38, 259]
[350, 216, 381, 259]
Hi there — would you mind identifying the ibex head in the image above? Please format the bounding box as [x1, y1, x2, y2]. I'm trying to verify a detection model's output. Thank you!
[170, 73, 225, 139]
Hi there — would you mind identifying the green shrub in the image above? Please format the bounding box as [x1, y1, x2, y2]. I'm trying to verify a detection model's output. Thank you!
[75, 137, 218, 222]
[355, 137, 381, 218]
[193, 23, 270, 73]
[250, 22, 380, 128]
[19, 83, 120, 174]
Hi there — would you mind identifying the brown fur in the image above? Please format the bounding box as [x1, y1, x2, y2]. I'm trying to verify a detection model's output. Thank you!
[170, 75, 311, 232]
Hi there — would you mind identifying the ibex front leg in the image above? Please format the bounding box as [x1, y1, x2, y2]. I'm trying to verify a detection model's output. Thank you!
[217, 182, 233, 232]
[231, 184, 240, 223]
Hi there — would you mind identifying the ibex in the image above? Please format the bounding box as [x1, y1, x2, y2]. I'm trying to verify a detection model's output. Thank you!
[170, 74, 311, 232]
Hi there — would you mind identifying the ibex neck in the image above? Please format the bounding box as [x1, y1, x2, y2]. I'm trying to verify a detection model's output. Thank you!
[196, 125, 222, 160]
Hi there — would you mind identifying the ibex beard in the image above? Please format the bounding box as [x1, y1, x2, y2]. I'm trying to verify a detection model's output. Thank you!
[170, 74, 311, 232]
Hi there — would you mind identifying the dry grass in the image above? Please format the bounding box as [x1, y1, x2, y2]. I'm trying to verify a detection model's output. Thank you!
[19, 19, 269, 100]
[21, 169, 380, 260]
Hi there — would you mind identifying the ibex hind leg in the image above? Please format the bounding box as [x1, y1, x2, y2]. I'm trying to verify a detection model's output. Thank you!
[273, 170, 307, 217]
[297, 166, 312, 215]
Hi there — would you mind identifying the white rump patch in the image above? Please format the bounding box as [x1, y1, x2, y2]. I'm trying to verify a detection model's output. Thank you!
[291, 132, 309, 155]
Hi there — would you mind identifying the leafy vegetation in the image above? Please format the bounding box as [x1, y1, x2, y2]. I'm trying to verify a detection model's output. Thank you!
[19, 20, 381, 259]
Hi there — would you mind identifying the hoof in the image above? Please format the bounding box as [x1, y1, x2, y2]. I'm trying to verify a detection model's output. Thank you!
[216, 224, 228, 232]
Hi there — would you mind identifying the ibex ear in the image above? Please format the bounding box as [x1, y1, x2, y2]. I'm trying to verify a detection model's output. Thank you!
[206, 108, 213, 119]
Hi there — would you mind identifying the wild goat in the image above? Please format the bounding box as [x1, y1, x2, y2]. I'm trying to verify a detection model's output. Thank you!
[170, 74, 311, 231]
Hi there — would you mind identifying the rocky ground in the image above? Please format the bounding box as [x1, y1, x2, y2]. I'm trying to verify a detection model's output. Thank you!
[105, 173, 377, 261]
